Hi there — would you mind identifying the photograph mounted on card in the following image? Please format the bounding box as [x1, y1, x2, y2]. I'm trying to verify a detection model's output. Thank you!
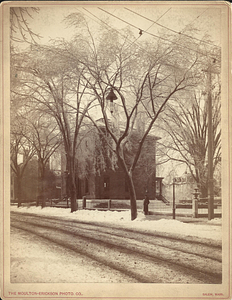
[0, 1, 231, 300]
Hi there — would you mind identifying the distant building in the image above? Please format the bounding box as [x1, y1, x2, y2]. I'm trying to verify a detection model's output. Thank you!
[61, 122, 162, 200]
[11, 156, 39, 202]
[162, 173, 196, 203]
[11, 154, 61, 202]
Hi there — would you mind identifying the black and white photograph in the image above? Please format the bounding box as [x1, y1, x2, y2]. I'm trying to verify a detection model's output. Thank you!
[1, 1, 231, 299]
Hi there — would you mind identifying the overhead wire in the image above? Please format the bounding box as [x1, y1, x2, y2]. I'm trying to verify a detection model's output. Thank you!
[74, 7, 219, 95]
[63, 7, 220, 127]
[83, 6, 188, 72]
[82, 7, 136, 47]
[82, 7, 170, 62]
[98, 7, 220, 60]
[179, 8, 209, 33]
[82, 6, 219, 67]
[124, 7, 220, 48]
[79, 6, 193, 100]
[118, 7, 172, 53]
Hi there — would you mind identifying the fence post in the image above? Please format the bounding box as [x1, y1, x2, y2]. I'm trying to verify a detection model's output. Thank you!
[173, 180, 176, 219]
[82, 196, 86, 209]
[66, 197, 69, 208]
[108, 199, 111, 210]
[192, 188, 199, 218]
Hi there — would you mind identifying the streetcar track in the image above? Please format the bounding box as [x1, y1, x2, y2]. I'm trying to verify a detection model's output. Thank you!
[11, 212, 222, 263]
[44, 219, 222, 263]
[11, 216, 222, 284]
[12, 222, 216, 284]
[11, 223, 159, 283]
[12, 216, 222, 272]
[11, 211, 222, 248]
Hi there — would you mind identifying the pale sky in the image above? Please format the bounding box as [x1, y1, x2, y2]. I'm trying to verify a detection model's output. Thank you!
[24, 3, 221, 48]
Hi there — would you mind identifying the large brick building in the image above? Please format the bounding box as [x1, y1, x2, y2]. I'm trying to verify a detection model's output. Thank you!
[62, 122, 162, 201]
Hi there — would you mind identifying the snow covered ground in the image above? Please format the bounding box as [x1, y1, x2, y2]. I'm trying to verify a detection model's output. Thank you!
[10, 206, 222, 242]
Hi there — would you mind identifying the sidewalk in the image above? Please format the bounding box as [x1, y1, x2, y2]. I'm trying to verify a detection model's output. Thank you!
[12, 199, 222, 226]
[144, 212, 221, 226]
[142, 200, 222, 222]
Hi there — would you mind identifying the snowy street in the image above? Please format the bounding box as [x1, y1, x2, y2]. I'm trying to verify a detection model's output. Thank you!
[10, 207, 222, 284]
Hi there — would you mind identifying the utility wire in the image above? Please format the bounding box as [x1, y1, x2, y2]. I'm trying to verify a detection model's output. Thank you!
[82, 7, 192, 75]
[80, 7, 197, 88]
[82, 7, 130, 40]
[98, 7, 219, 60]
[122, 8, 172, 53]
[78, 6, 220, 90]
[80, 8, 107, 30]
[155, 7, 172, 22]
[179, 8, 209, 33]
[83, 6, 218, 65]
[82, 6, 149, 69]
[82, 7, 162, 60]
[124, 7, 220, 48]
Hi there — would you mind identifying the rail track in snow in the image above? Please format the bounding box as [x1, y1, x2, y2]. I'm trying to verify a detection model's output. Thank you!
[11, 211, 222, 284]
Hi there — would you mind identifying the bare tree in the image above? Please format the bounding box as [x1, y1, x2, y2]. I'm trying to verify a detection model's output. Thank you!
[22, 113, 62, 207]
[10, 7, 41, 44]
[11, 44, 94, 212]
[62, 15, 204, 220]
[11, 114, 36, 207]
[11, 11, 217, 220]
[10, 7, 41, 207]
[10, 95, 62, 206]
[157, 85, 221, 197]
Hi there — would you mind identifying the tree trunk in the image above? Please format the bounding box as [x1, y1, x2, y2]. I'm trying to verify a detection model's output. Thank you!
[200, 183, 208, 198]
[127, 172, 137, 221]
[41, 176, 45, 208]
[67, 154, 77, 213]
[17, 177, 22, 207]
[39, 164, 46, 208]
[70, 180, 77, 212]
[118, 155, 137, 220]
